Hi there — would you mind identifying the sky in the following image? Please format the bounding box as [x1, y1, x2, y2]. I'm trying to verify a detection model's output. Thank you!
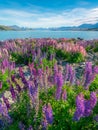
[0, 0, 98, 27]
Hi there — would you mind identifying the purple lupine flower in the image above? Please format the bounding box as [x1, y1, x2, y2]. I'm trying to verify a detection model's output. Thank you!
[93, 66, 98, 74]
[18, 122, 25, 130]
[50, 54, 54, 61]
[19, 67, 24, 78]
[9, 62, 15, 71]
[74, 92, 97, 121]
[2, 96, 10, 109]
[42, 116, 48, 130]
[0, 81, 2, 89]
[55, 72, 63, 100]
[76, 80, 80, 86]
[84, 92, 97, 117]
[16, 84, 21, 93]
[84, 100, 92, 116]
[0, 102, 11, 120]
[11, 75, 21, 93]
[90, 92, 97, 109]
[61, 89, 67, 101]
[28, 80, 38, 107]
[37, 68, 44, 88]
[64, 64, 70, 81]
[38, 68, 43, 77]
[94, 115, 98, 122]
[27, 125, 33, 130]
[83, 62, 94, 89]
[10, 85, 16, 100]
[73, 93, 85, 121]
[42, 103, 53, 125]
[19, 67, 29, 89]
[64, 64, 75, 85]
[53, 64, 58, 85]
[69, 65, 75, 84]
[29, 63, 34, 73]
[11, 75, 16, 83]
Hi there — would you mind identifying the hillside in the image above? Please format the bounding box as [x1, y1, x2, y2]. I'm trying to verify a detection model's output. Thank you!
[0, 25, 13, 30]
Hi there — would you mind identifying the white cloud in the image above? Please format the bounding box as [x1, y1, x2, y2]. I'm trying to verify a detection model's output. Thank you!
[0, 7, 98, 27]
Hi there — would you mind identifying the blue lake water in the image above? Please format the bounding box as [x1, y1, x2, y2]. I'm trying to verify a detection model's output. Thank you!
[0, 30, 98, 40]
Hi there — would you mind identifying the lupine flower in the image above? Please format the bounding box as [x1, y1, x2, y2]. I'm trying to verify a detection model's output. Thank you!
[42, 116, 48, 130]
[28, 80, 38, 108]
[61, 89, 67, 101]
[11, 75, 21, 93]
[93, 66, 98, 74]
[90, 92, 97, 108]
[55, 71, 63, 100]
[27, 125, 33, 130]
[73, 93, 85, 121]
[69, 65, 75, 84]
[42, 103, 53, 128]
[84, 92, 97, 117]
[10, 85, 16, 100]
[64, 64, 70, 81]
[84, 100, 92, 116]
[74, 92, 97, 121]
[11, 75, 16, 83]
[83, 62, 94, 89]
[76, 80, 80, 86]
[0, 81, 2, 89]
[64, 64, 75, 84]
[19, 67, 29, 89]
[54, 64, 58, 85]
[18, 122, 25, 130]
[0, 102, 11, 120]
[2, 96, 10, 109]
[94, 115, 98, 122]
[16, 84, 21, 93]
[29, 63, 34, 73]
[19, 67, 24, 78]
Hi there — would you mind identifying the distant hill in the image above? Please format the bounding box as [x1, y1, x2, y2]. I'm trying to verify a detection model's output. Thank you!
[0, 23, 98, 31]
[0, 25, 33, 31]
[0, 25, 13, 30]
[78, 23, 98, 29]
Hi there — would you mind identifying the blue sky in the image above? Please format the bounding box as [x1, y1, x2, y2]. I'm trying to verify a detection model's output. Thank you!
[0, 0, 98, 27]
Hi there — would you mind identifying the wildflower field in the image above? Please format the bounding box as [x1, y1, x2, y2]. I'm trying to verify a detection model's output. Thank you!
[0, 38, 98, 130]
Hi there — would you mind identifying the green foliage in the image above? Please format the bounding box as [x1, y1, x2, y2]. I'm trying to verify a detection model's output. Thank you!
[11, 52, 32, 65]
[89, 75, 98, 91]
[2, 83, 98, 130]
[39, 86, 96, 130]
[86, 45, 93, 52]
[0, 69, 14, 93]
[6, 91, 35, 129]
[41, 46, 55, 59]
[41, 46, 85, 63]
[34, 58, 57, 70]
[67, 52, 85, 63]
[42, 58, 57, 69]
[56, 49, 84, 63]
[56, 49, 69, 60]
[93, 42, 98, 52]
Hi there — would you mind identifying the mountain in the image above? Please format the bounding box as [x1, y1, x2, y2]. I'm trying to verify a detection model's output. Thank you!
[0, 25, 34, 31]
[78, 23, 98, 29]
[0, 23, 98, 31]
[48, 23, 98, 31]
[9, 25, 21, 30]
[0, 25, 13, 30]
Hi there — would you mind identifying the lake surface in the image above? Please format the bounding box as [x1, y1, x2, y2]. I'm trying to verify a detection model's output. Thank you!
[0, 30, 98, 40]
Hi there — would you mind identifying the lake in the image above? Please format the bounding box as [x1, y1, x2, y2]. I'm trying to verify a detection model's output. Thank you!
[0, 30, 98, 40]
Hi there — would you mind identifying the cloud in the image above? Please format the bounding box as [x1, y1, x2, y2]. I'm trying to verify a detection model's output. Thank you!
[0, 7, 98, 27]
